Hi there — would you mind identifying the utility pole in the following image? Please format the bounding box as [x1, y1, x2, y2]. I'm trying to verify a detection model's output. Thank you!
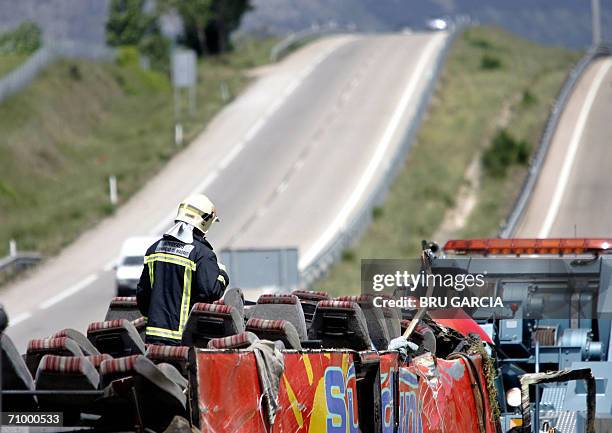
[592, 0, 602, 47]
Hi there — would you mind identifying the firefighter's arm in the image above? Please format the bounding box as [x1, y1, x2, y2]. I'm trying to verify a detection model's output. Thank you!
[195, 251, 229, 303]
[136, 262, 151, 318]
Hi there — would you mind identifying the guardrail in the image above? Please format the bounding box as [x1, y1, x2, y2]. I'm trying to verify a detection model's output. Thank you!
[0, 252, 41, 283]
[300, 25, 465, 287]
[0, 41, 115, 104]
[270, 23, 356, 62]
[499, 44, 611, 238]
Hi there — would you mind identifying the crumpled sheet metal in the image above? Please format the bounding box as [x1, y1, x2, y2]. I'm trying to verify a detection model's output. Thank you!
[519, 368, 596, 433]
[195, 349, 498, 433]
[395, 352, 497, 433]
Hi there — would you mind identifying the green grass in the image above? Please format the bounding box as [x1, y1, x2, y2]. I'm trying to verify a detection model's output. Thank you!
[0, 52, 29, 76]
[316, 26, 580, 295]
[0, 37, 277, 257]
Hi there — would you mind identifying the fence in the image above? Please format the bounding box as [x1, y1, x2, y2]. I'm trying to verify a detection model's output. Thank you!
[499, 44, 611, 237]
[300, 24, 465, 287]
[0, 41, 115, 104]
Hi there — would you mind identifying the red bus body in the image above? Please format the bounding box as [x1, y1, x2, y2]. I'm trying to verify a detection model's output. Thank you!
[195, 349, 497, 433]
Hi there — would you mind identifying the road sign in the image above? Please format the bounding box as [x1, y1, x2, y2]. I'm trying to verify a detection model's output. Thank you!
[171, 49, 197, 88]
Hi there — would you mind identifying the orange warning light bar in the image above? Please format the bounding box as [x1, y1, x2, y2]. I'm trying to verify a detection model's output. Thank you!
[443, 238, 612, 256]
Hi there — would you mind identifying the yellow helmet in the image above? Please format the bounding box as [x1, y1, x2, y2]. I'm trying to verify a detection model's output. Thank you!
[175, 194, 219, 234]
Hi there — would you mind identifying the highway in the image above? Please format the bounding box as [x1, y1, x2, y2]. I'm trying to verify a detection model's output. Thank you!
[515, 56, 612, 238]
[3, 31, 448, 351]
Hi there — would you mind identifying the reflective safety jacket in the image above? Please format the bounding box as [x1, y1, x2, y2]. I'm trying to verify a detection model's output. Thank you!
[136, 233, 229, 344]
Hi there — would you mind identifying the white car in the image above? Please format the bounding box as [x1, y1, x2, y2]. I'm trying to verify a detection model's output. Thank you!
[115, 237, 157, 296]
[425, 18, 448, 31]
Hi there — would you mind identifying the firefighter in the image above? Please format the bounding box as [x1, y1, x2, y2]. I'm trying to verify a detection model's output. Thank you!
[136, 194, 229, 346]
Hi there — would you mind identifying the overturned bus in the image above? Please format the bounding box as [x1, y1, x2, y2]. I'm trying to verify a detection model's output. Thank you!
[1, 279, 499, 432]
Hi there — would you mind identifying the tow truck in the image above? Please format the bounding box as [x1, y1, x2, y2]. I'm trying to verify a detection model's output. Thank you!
[437, 238, 610, 433]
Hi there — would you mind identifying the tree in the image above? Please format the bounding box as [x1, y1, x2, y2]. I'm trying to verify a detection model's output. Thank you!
[106, 0, 169, 71]
[0, 22, 42, 54]
[158, 0, 252, 56]
[106, 0, 154, 46]
[207, 0, 252, 53]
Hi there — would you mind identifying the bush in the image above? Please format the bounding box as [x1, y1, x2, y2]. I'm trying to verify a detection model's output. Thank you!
[139, 32, 170, 72]
[482, 129, 531, 177]
[521, 89, 537, 107]
[469, 37, 493, 50]
[480, 54, 502, 70]
[341, 249, 356, 262]
[0, 22, 42, 54]
[116, 46, 141, 67]
[372, 206, 384, 220]
[68, 64, 82, 81]
[115, 46, 169, 94]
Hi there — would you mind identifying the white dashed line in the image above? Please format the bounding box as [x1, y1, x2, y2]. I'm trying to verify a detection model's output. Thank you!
[10, 311, 32, 326]
[218, 141, 246, 169]
[40, 273, 99, 310]
[243, 117, 267, 142]
[103, 258, 117, 272]
[277, 181, 289, 194]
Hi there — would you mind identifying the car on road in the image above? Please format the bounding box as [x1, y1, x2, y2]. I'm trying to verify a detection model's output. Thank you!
[425, 18, 448, 31]
[115, 236, 156, 296]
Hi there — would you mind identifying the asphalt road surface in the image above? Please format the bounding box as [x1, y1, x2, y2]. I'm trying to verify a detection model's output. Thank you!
[3, 31, 448, 350]
[516, 56, 612, 238]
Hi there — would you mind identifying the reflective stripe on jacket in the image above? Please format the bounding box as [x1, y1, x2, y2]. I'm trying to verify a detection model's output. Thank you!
[136, 233, 229, 342]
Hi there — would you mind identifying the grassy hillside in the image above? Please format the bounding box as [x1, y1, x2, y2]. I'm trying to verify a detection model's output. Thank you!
[0, 37, 276, 256]
[317, 26, 580, 295]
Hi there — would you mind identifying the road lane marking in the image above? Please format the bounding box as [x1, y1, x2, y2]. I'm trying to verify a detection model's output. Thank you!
[40, 273, 99, 310]
[538, 59, 612, 238]
[10, 311, 32, 326]
[299, 33, 446, 269]
[243, 117, 267, 142]
[218, 141, 246, 169]
[225, 42, 381, 247]
[103, 258, 117, 272]
[277, 181, 289, 194]
[147, 40, 350, 238]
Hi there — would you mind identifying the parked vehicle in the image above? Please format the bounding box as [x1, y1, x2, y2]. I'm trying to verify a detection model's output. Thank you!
[115, 237, 156, 296]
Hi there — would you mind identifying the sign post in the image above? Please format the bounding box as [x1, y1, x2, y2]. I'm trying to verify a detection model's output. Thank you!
[108, 175, 118, 205]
